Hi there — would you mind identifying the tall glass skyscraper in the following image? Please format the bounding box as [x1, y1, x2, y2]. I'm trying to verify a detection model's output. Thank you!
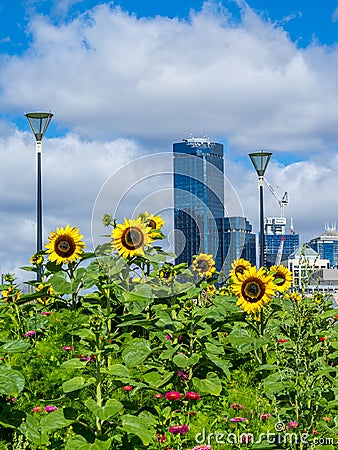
[216, 217, 256, 274]
[308, 226, 338, 268]
[173, 137, 224, 267]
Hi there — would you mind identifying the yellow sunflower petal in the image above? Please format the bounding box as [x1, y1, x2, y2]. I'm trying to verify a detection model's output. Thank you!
[232, 265, 277, 314]
[269, 265, 292, 292]
[45, 225, 85, 265]
[229, 258, 252, 280]
[192, 253, 216, 278]
[112, 217, 153, 259]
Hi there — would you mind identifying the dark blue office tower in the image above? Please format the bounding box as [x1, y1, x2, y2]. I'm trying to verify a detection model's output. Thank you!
[173, 137, 224, 268]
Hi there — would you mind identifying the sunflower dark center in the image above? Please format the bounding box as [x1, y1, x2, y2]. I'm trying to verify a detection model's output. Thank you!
[148, 219, 156, 230]
[122, 227, 144, 250]
[55, 235, 76, 258]
[274, 272, 285, 285]
[196, 259, 209, 272]
[235, 266, 245, 276]
[242, 278, 265, 303]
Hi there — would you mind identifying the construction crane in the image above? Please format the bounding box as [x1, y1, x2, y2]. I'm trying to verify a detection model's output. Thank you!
[275, 236, 285, 266]
[265, 180, 288, 218]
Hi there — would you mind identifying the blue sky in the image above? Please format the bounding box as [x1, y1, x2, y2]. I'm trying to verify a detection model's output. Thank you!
[2, 0, 338, 55]
[1, 0, 338, 279]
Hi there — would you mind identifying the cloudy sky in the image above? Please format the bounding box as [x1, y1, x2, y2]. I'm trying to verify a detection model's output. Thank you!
[1, 0, 338, 280]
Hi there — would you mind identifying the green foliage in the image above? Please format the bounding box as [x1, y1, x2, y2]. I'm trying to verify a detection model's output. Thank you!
[0, 217, 337, 449]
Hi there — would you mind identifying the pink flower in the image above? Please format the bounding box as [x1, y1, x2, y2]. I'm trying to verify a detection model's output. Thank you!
[41, 311, 53, 316]
[165, 334, 172, 340]
[164, 391, 182, 401]
[154, 393, 162, 399]
[312, 429, 318, 435]
[168, 424, 189, 435]
[24, 330, 35, 337]
[193, 446, 212, 450]
[45, 405, 58, 412]
[259, 413, 271, 420]
[185, 391, 201, 400]
[62, 345, 74, 352]
[32, 406, 43, 413]
[241, 435, 253, 444]
[230, 417, 248, 422]
[177, 370, 189, 379]
[11, 398, 17, 403]
[230, 403, 244, 410]
[122, 385, 133, 392]
[323, 417, 330, 422]
[287, 421, 298, 429]
[156, 433, 166, 443]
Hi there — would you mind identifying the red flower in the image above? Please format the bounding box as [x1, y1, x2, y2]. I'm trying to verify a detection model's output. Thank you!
[230, 403, 244, 410]
[319, 336, 326, 342]
[185, 391, 201, 400]
[122, 385, 133, 392]
[62, 345, 74, 352]
[230, 417, 247, 422]
[277, 339, 288, 343]
[156, 433, 166, 443]
[164, 391, 182, 401]
[168, 424, 189, 435]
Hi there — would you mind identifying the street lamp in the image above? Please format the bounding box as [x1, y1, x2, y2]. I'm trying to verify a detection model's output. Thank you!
[249, 151, 272, 268]
[25, 112, 53, 280]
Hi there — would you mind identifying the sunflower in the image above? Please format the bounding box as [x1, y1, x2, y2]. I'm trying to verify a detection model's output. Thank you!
[1, 287, 21, 303]
[45, 225, 85, 265]
[192, 253, 216, 278]
[36, 283, 54, 305]
[143, 212, 164, 231]
[231, 265, 277, 314]
[269, 265, 292, 293]
[112, 218, 153, 258]
[30, 253, 44, 266]
[230, 258, 252, 280]
[205, 284, 216, 296]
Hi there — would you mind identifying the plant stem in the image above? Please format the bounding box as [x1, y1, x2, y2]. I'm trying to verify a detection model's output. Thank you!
[95, 331, 102, 435]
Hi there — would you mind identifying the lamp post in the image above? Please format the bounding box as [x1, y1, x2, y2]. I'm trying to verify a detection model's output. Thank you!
[25, 112, 53, 281]
[249, 151, 272, 269]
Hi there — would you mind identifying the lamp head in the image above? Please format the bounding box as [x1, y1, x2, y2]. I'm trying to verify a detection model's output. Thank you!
[25, 112, 53, 141]
[249, 151, 272, 177]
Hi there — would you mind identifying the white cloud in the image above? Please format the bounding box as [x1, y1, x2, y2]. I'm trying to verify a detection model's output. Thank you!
[332, 7, 338, 23]
[0, 1, 338, 151]
[0, 130, 142, 281]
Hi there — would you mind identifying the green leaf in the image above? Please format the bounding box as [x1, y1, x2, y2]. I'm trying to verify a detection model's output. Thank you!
[61, 358, 90, 369]
[104, 364, 130, 378]
[121, 413, 155, 445]
[40, 409, 73, 433]
[72, 329, 96, 342]
[206, 354, 232, 378]
[66, 436, 112, 450]
[122, 339, 152, 367]
[192, 372, 222, 396]
[225, 328, 269, 353]
[173, 352, 200, 368]
[84, 398, 123, 421]
[1, 340, 30, 354]
[0, 365, 25, 395]
[62, 376, 95, 393]
[49, 272, 78, 295]
[19, 414, 49, 445]
[143, 370, 174, 388]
